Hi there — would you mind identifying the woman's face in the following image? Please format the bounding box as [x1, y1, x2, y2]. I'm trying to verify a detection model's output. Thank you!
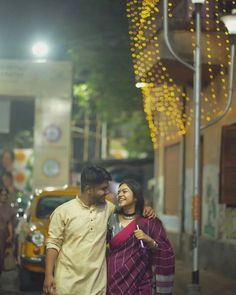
[117, 183, 136, 210]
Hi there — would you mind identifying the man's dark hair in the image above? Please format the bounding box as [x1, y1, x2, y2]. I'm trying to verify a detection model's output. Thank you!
[119, 179, 144, 215]
[80, 165, 112, 192]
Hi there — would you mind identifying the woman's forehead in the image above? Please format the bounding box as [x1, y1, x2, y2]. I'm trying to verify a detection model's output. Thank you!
[118, 183, 131, 191]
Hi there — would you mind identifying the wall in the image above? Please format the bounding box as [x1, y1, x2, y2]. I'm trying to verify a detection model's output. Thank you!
[181, 71, 236, 243]
[0, 59, 73, 189]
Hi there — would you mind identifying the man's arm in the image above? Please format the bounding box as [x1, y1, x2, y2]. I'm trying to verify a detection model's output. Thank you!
[43, 248, 59, 295]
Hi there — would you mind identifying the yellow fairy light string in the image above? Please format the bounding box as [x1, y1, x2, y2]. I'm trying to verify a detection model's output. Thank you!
[189, 0, 232, 125]
[126, 0, 235, 148]
[127, 0, 186, 147]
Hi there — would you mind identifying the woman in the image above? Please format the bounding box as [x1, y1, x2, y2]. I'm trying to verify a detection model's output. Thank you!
[107, 179, 175, 295]
[0, 188, 15, 275]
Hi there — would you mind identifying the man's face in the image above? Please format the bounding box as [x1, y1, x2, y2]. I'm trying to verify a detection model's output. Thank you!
[89, 181, 110, 205]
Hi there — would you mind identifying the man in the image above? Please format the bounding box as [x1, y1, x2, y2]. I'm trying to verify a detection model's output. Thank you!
[43, 165, 154, 295]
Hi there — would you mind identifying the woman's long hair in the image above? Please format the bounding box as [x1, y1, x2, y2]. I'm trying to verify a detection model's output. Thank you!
[118, 179, 144, 215]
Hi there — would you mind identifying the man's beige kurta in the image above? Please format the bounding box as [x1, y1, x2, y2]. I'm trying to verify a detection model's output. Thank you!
[47, 197, 115, 295]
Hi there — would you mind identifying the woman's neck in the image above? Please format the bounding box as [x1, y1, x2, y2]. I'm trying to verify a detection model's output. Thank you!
[119, 207, 136, 221]
[121, 206, 135, 215]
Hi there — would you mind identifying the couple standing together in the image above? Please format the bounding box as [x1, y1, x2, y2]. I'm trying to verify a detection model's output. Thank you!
[43, 165, 175, 295]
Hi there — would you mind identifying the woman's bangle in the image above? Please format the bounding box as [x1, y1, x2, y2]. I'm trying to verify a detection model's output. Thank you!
[148, 239, 158, 249]
[152, 240, 158, 248]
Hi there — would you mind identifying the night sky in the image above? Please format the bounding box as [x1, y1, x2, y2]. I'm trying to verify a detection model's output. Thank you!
[0, 0, 133, 148]
[0, 0, 128, 60]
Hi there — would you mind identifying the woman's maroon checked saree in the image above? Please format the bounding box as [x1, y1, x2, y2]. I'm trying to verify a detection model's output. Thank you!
[107, 217, 175, 295]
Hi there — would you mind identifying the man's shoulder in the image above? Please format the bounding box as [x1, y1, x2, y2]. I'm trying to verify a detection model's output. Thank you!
[106, 199, 115, 206]
[54, 198, 77, 214]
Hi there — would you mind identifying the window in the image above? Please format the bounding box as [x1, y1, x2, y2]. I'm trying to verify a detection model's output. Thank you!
[36, 195, 74, 218]
[220, 124, 236, 205]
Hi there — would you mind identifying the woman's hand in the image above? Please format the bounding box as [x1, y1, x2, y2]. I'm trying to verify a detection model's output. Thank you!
[134, 229, 158, 249]
[134, 229, 152, 243]
[6, 235, 13, 244]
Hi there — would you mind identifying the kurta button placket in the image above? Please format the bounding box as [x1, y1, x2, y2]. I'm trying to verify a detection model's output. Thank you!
[88, 207, 96, 238]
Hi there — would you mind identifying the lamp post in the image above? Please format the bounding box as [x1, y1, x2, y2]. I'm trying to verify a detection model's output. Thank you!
[190, 2, 203, 293]
[163, 1, 236, 294]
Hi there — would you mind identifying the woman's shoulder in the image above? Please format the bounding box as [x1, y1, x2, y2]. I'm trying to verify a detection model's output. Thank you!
[108, 212, 119, 224]
[140, 216, 163, 227]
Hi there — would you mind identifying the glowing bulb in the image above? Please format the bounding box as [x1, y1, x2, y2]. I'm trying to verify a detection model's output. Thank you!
[32, 41, 49, 58]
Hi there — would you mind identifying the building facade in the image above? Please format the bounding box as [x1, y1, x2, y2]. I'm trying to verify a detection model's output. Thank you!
[126, 0, 236, 277]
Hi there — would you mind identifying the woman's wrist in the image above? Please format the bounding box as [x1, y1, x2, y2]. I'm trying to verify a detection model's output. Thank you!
[146, 238, 158, 249]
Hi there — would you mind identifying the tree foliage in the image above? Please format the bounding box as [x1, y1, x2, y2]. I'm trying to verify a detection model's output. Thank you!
[65, 0, 141, 118]
[65, 0, 152, 156]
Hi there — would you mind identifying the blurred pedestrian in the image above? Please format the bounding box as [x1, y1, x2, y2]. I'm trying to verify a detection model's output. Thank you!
[0, 149, 15, 173]
[2, 171, 18, 206]
[43, 165, 155, 295]
[107, 179, 175, 295]
[0, 188, 15, 276]
[0, 149, 15, 189]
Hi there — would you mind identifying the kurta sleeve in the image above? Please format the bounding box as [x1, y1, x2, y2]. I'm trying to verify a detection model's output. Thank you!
[47, 207, 66, 252]
[107, 200, 115, 217]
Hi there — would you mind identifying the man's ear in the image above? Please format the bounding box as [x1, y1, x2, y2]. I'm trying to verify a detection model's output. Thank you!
[84, 185, 92, 194]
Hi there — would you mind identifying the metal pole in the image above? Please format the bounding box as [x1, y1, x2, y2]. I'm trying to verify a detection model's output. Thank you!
[163, 0, 194, 71]
[187, 3, 202, 294]
[101, 121, 108, 159]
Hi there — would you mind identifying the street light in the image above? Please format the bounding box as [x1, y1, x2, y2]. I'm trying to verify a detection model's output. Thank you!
[221, 9, 236, 37]
[32, 41, 49, 60]
[163, 1, 236, 294]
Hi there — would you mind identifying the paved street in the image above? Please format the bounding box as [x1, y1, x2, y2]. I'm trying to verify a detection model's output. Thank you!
[173, 260, 236, 295]
[0, 269, 42, 295]
[0, 260, 235, 294]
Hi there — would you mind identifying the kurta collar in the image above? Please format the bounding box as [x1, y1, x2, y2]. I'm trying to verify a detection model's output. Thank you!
[76, 196, 107, 209]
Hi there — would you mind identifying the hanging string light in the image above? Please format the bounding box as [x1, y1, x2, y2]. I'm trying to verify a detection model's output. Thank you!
[126, 0, 235, 148]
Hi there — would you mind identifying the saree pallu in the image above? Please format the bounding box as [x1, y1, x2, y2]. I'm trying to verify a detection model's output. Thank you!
[107, 217, 175, 295]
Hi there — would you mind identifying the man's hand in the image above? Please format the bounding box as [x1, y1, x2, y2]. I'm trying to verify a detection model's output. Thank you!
[143, 206, 156, 219]
[43, 274, 56, 295]
[44, 248, 58, 294]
